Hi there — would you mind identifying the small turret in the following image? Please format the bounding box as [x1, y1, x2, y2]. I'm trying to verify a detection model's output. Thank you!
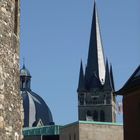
[104, 60, 112, 91]
[77, 61, 85, 92]
[110, 64, 115, 91]
[20, 64, 31, 91]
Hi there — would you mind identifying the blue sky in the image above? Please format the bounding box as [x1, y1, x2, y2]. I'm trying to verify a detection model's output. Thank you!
[20, 0, 140, 125]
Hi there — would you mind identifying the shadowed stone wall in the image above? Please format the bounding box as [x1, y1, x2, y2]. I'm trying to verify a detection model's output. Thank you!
[60, 123, 79, 140]
[0, 0, 23, 139]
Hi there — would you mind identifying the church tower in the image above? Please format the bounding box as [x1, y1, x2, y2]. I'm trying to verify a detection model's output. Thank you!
[77, 2, 116, 122]
[0, 0, 23, 139]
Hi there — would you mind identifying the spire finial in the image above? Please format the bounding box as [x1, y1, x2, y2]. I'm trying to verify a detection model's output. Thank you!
[94, 0, 96, 5]
[94, 0, 97, 13]
[23, 57, 25, 69]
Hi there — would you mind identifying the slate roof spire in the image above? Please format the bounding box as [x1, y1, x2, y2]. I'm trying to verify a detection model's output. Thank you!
[85, 1, 105, 90]
[110, 64, 115, 91]
[104, 59, 112, 91]
[77, 60, 85, 92]
[116, 65, 140, 95]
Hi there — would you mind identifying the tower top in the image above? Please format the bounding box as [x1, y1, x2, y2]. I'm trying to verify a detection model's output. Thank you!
[20, 64, 31, 77]
[85, 2, 105, 90]
[77, 1, 116, 123]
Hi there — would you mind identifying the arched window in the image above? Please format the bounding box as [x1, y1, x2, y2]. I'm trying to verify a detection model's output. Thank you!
[86, 110, 93, 121]
[100, 110, 105, 122]
[87, 110, 92, 116]
[93, 110, 98, 121]
[79, 94, 84, 105]
[20, 77, 25, 89]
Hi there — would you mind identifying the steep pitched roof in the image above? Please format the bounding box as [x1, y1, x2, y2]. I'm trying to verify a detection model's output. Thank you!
[77, 61, 85, 92]
[85, 1, 105, 89]
[110, 64, 115, 91]
[116, 65, 140, 95]
[104, 60, 112, 91]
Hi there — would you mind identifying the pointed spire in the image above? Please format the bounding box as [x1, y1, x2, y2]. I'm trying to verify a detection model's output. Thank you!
[110, 64, 115, 91]
[22, 57, 25, 69]
[85, 1, 105, 89]
[77, 60, 85, 92]
[104, 59, 112, 91]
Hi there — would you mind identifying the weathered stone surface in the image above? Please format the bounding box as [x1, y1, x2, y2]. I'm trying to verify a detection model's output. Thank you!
[0, 0, 23, 139]
[0, 104, 4, 110]
[60, 122, 123, 140]
[79, 123, 123, 140]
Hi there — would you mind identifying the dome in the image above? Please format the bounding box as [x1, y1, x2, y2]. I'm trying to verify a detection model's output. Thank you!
[20, 65, 54, 127]
[21, 90, 54, 127]
[20, 64, 31, 77]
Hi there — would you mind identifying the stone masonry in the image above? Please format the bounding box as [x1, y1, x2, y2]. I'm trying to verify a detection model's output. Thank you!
[0, 0, 23, 139]
[60, 121, 123, 140]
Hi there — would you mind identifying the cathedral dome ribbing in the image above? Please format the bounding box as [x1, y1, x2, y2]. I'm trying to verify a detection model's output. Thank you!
[20, 65, 54, 127]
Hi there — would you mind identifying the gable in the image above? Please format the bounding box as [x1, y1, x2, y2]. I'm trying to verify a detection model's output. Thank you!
[116, 65, 140, 95]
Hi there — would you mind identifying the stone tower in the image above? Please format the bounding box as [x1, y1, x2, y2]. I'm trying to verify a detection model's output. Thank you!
[77, 2, 116, 122]
[0, 0, 23, 139]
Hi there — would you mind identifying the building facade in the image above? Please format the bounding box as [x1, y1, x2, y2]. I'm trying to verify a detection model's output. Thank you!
[22, 121, 123, 140]
[60, 121, 123, 140]
[117, 65, 140, 140]
[77, 2, 116, 122]
[0, 0, 23, 139]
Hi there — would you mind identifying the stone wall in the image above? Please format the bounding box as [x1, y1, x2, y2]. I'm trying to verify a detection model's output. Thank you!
[60, 121, 123, 140]
[0, 0, 23, 139]
[60, 123, 79, 140]
[79, 123, 123, 140]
